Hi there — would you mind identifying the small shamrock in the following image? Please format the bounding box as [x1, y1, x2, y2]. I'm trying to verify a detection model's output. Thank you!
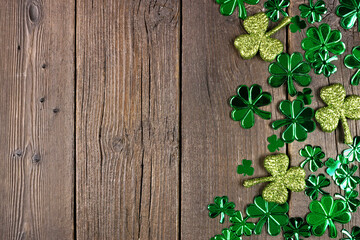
[237, 159, 254, 176]
[229, 84, 272, 129]
[264, 0, 290, 22]
[335, 190, 360, 213]
[299, 0, 327, 24]
[272, 100, 315, 143]
[208, 196, 236, 224]
[283, 217, 311, 240]
[216, 0, 260, 19]
[334, 164, 360, 191]
[336, 0, 360, 31]
[296, 88, 313, 105]
[290, 16, 307, 33]
[342, 136, 360, 162]
[325, 154, 348, 176]
[315, 84, 360, 145]
[305, 174, 330, 200]
[214, 228, 241, 240]
[341, 226, 360, 240]
[267, 134, 284, 152]
[307, 195, 351, 238]
[229, 211, 255, 236]
[246, 195, 289, 236]
[311, 50, 338, 77]
[234, 12, 291, 62]
[268, 52, 311, 97]
[344, 46, 360, 85]
[299, 145, 325, 172]
[244, 154, 306, 204]
[301, 23, 346, 63]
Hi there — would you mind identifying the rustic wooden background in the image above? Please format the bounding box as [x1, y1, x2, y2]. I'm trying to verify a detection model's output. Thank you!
[1, 0, 360, 239]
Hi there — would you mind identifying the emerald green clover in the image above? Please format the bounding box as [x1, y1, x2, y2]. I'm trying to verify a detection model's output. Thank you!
[342, 136, 360, 162]
[311, 50, 338, 77]
[290, 16, 307, 33]
[341, 226, 360, 240]
[335, 190, 360, 213]
[267, 134, 284, 152]
[299, 0, 327, 24]
[230, 84, 272, 129]
[336, 0, 360, 31]
[229, 211, 255, 236]
[264, 0, 290, 22]
[283, 217, 311, 240]
[334, 164, 360, 191]
[305, 174, 330, 200]
[208, 196, 236, 223]
[237, 159, 254, 176]
[213, 228, 241, 240]
[325, 154, 348, 176]
[344, 46, 360, 85]
[299, 145, 325, 172]
[296, 88, 313, 105]
[268, 52, 311, 97]
[216, 0, 260, 19]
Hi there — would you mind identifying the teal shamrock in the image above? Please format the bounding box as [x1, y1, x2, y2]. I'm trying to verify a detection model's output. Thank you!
[237, 159, 254, 176]
[267, 134, 284, 152]
[290, 16, 307, 33]
[229, 211, 255, 236]
[216, 0, 260, 19]
[208, 196, 236, 223]
[342, 136, 360, 162]
[325, 154, 348, 176]
[296, 88, 313, 105]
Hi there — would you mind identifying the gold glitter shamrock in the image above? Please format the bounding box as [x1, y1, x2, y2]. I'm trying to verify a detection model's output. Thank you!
[243, 154, 306, 204]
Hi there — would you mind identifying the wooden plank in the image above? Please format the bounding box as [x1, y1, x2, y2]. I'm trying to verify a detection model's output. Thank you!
[0, 0, 75, 239]
[76, 0, 180, 239]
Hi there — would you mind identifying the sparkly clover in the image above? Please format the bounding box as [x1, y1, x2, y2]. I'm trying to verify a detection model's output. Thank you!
[341, 226, 360, 240]
[334, 164, 360, 191]
[325, 154, 348, 177]
[283, 217, 311, 240]
[299, 145, 325, 172]
[216, 0, 260, 19]
[290, 16, 307, 33]
[311, 50, 338, 77]
[229, 211, 255, 236]
[342, 136, 360, 162]
[208, 196, 236, 224]
[267, 134, 284, 152]
[214, 228, 241, 240]
[336, 0, 360, 31]
[264, 0, 290, 22]
[305, 174, 330, 200]
[335, 190, 360, 213]
[237, 159, 254, 176]
[296, 88, 313, 105]
[299, 0, 327, 24]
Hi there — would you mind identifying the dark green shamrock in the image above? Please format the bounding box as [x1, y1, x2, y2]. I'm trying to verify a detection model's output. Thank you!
[208, 196, 236, 224]
[214, 228, 241, 240]
[335, 190, 360, 212]
[264, 0, 290, 22]
[325, 154, 348, 176]
[334, 164, 360, 191]
[341, 226, 360, 240]
[283, 217, 311, 240]
[336, 0, 360, 31]
[237, 159, 254, 176]
[268, 52, 311, 97]
[307, 195, 351, 238]
[290, 16, 307, 33]
[246, 195, 289, 236]
[299, 145, 325, 172]
[272, 100, 316, 143]
[305, 174, 330, 200]
[299, 0, 327, 24]
[229, 211, 255, 236]
[342, 136, 360, 162]
[301, 23, 346, 63]
[311, 50, 338, 77]
[296, 88, 313, 105]
[344, 46, 360, 85]
[267, 134, 284, 152]
[216, 0, 260, 19]
[230, 84, 272, 129]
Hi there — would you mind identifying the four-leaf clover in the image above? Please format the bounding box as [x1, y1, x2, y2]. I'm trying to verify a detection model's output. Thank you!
[216, 0, 260, 19]
[334, 164, 360, 191]
[341, 226, 360, 240]
[296, 88, 313, 105]
[336, 0, 360, 31]
[299, 0, 327, 24]
[208, 196, 236, 223]
[305, 174, 330, 200]
[267, 134, 284, 152]
[264, 0, 290, 22]
[325, 154, 348, 176]
[237, 159, 254, 176]
[335, 190, 360, 213]
[229, 211, 255, 236]
[299, 145, 325, 172]
[342, 136, 360, 162]
[283, 217, 311, 240]
[344, 46, 360, 85]
[311, 50, 338, 77]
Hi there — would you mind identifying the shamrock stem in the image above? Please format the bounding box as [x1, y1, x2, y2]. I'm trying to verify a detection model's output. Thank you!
[243, 176, 275, 188]
[265, 17, 291, 37]
[340, 113, 353, 145]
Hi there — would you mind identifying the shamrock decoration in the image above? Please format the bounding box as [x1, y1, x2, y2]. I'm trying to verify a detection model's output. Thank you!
[268, 52, 311, 97]
[344, 46, 360, 85]
[342, 136, 360, 162]
[283, 217, 311, 240]
[307, 195, 351, 238]
[234, 12, 291, 62]
[296, 88, 313, 105]
[341, 226, 360, 240]
[301, 23, 346, 63]
[333, 164, 360, 191]
[246, 195, 289, 236]
[208, 196, 236, 224]
[311, 50, 338, 77]
[213, 228, 241, 240]
[335, 190, 360, 213]
[299, 0, 327, 24]
[243, 154, 306, 204]
[229, 211, 255, 236]
[315, 84, 360, 145]
[216, 0, 260, 19]
[336, 0, 360, 31]
[267, 134, 284, 152]
[264, 0, 290, 22]
[299, 145, 325, 172]
[237, 159, 254, 176]
[305, 174, 330, 200]
[272, 100, 315, 143]
[290, 16, 307, 33]
[325, 154, 348, 176]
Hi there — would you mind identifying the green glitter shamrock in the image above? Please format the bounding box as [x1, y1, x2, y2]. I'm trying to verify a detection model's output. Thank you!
[301, 23, 346, 63]
[216, 0, 260, 19]
[335, 190, 360, 213]
[311, 50, 338, 77]
[334, 164, 360, 191]
[299, 145, 325, 172]
[264, 0, 290, 22]
[230, 84, 272, 129]
[272, 100, 315, 143]
[268, 52, 311, 97]
[283, 217, 311, 240]
[341, 226, 360, 240]
[237, 159, 254, 176]
[342, 136, 360, 162]
[208, 196, 236, 224]
[307, 195, 351, 238]
[336, 0, 360, 31]
[213, 228, 241, 240]
[325, 154, 348, 176]
[290, 16, 307, 33]
[344, 46, 360, 85]
[296, 88, 313, 105]
[229, 211, 255, 236]
[299, 0, 327, 24]
[246, 195, 289, 236]
[305, 174, 330, 200]
[267, 134, 284, 152]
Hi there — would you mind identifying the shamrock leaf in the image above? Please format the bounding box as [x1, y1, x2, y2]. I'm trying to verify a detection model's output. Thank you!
[336, 0, 360, 31]
[299, 145, 325, 172]
[267, 134, 284, 152]
[341, 226, 360, 240]
[208, 196, 236, 223]
[246, 195, 289, 236]
[268, 52, 311, 96]
[244, 154, 306, 204]
[305, 174, 330, 200]
[325, 154, 348, 176]
[335, 190, 360, 213]
[299, 0, 327, 24]
[334, 164, 360, 191]
[272, 100, 316, 143]
[311, 50, 338, 77]
[307, 195, 351, 238]
[234, 12, 291, 62]
[229, 211, 255, 236]
[315, 84, 360, 144]
[264, 0, 290, 22]
[342, 136, 360, 162]
[290, 16, 307, 33]
[237, 159, 254, 176]
[296, 88, 313, 105]
[344, 46, 360, 85]
[216, 0, 260, 19]
[214, 228, 241, 240]
[283, 217, 311, 240]
[301, 23, 346, 63]
[230, 84, 272, 129]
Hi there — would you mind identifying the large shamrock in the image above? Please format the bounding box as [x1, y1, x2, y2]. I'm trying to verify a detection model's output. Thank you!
[216, 0, 260, 19]
[243, 154, 306, 204]
[333, 164, 360, 191]
[229, 84, 272, 129]
[307, 195, 351, 238]
[272, 100, 316, 143]
[335, 190, 360, 213]
[229, 211, 255, 236]
[214, 228, 241, 240]
[208, 196, 236, 223]
[341, 226, 360, 240]
[237, 159, 254, 176]
[299, 145, 325, 172]
[264, 0, 290, 22]
[342, 136, 360, 162]
[234, 12, 291, 62]
[315, 84, 360, 145]
[268, 52, 311, 96]
[246, 195, 289, 236]
[311, 50, 338, 77]
[299, 0, 327, 24]
[344, 46, 360, 85]
[283, 217, 311, 240]
[325, 154, 348, 176]
[336, 0, 360, 31]
[305, 174, 330, 200]
[301, 23, 346, 63]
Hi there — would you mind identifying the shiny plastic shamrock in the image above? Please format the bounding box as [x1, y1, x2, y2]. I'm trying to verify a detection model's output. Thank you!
[335, 190, 360, 213]
[344, 46, 360, 85]
[341, 226, 360, 240]
[311, 50, 338, 77]
[216, 0, 260, 19]
[290, 16, 307, 33]
[325, 154, 348, 176]
[299, 0, 327, 24]
[296, 88, 313, 105]
[342, 136, 360, 162]
[305, 174, 330, 200]
[336, 0, 360, 31]
[208, 196, 236, 223]
[315, 84, 360, 145]
[307, 195, 351, 238]
[334, 164, 360, 191]
[246, 195, 289, 236]
[267, 134, 284, 152]
[268, 52, 311, 96]
[299, 145, 325, 172]
[244, 154, 306, 204]
[237, 159, 254, 176]
[229, 211, 255, 236]
[283, 217, 311, 240]
[301, 24, 346, 63]
[264, 0, 290, 22]
[214, 228, 241, 240]
[230, 84, 272, 129]
[272, 100, 315, 143]
[234, 12, 291, 62]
